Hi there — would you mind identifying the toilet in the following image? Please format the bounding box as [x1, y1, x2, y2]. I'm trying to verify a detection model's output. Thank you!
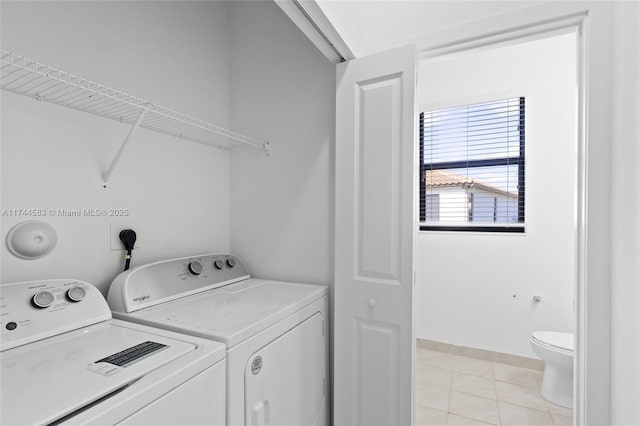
[530, 331, 574, 408]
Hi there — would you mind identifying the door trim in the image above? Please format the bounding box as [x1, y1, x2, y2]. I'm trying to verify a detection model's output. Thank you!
[417, 9, 596, 425]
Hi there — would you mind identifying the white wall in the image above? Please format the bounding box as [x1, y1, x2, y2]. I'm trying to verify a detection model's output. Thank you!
[415, 33, 577, 358]
[610, 2, 640, 424]
[228, 1, 335, 288]
[1, 1, 232, 295]
[227, 4, 335, 407]
[429, 188, 468, 223]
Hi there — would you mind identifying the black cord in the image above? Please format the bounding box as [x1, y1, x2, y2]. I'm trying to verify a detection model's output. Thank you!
[119, 229, 137, 271]
[124, 249, 132, 271]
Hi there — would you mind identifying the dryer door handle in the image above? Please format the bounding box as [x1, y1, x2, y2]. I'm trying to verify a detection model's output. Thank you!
[252, 400, 270, 426]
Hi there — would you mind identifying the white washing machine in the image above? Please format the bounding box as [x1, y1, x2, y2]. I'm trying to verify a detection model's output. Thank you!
[107, 253, 329, 426]
[1, 279, 226, 426]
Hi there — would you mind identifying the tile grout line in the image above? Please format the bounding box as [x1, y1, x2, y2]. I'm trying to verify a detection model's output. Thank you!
[451, 412, 497, 426]
[494, 378, 540, 390]
[493, 363, 503, 426]
[446, 363, 454, 423]
[499, 400, 556, 414]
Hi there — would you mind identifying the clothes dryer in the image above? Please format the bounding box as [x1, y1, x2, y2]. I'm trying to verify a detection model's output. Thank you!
[107, 254, 328, 426]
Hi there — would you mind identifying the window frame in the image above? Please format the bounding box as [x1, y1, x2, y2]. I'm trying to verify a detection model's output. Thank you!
[418, 96, 526, 233]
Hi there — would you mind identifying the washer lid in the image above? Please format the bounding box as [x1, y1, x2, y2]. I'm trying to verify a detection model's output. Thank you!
[126, 278, 328, 348]
[532, 331, 574, 351]
[0, 321, 200, 425]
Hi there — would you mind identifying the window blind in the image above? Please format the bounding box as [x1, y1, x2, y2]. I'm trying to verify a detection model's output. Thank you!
[419, 97, 525, 232]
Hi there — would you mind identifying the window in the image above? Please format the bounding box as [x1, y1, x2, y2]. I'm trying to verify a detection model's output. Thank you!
[419, 97, 525, 232]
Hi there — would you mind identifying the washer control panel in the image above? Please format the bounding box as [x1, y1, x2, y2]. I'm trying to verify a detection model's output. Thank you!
[108, 254, 250, 313]
[0, 279, 111, 352]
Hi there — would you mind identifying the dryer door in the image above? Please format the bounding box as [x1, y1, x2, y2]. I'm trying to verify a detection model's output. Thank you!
[245, 312, 325, 426]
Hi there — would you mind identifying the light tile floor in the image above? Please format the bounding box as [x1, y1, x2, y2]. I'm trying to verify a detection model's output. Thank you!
[416, 348, 573, 426]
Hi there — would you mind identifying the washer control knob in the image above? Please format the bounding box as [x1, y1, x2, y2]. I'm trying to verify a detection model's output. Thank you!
[188, 261, 203, 275]
[226, 258, 236, 268]
[214, 259, 224, 270]
[32, 291, 55, 308]
[66, 286, 86, 302]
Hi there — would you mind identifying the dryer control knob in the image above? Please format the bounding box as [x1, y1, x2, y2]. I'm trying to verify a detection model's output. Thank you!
[67, 286, 86, 302]
[226, 258, 236, 268]
[188, 261, 203, 275]
[214, 259, 224, 270]
[32, 291, 55, 308]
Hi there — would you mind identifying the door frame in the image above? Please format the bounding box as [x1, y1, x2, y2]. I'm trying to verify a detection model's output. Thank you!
[416, 5, 611, 424]
[279, 1, 612, 423]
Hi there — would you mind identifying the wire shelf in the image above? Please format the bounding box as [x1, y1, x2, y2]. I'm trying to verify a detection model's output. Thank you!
[0, 49, 269, 152]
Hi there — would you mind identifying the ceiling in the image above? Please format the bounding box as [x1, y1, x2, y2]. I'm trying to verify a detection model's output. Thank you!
[313, 1, 544, 57]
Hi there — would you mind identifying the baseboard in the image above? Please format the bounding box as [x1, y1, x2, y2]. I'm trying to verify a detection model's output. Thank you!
[417, 338, 544, 371]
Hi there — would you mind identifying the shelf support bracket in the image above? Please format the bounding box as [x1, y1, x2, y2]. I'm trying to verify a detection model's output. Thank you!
[102, 107, 149, 186]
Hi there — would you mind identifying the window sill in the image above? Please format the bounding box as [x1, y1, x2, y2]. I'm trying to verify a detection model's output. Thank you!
[418, 225, 526, 234]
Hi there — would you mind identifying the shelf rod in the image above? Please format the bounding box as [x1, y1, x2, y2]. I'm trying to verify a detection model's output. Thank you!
[102, 107, 148, 186]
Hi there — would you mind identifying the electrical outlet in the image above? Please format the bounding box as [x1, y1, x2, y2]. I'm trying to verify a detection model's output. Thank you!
[110, 222, 141, 251]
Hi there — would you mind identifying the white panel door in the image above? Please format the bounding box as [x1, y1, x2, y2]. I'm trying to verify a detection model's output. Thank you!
[334, 44, 417, 426]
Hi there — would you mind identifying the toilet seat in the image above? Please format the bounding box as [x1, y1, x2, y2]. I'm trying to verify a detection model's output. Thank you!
[531, 331, 574, 353]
